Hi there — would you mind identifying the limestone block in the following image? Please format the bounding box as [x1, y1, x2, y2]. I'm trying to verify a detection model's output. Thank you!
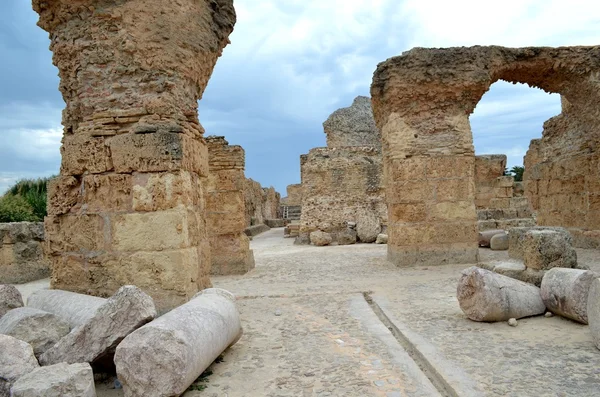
[356, 211, 381, 243]
[588, 278, 600, 350]
[478, 229, 505, 247]
[0, 284, 23, 318]
[457, 266, 546, 322]
[540, 268, 597, 324]
[523, 230, 577, 270]
[44, 215, 105, 255]
[115, 288, 242, 397]
[337, 228, 357, 245]
[0, 307, 70, 358]
[60, 135, 112, 175]
[376, 234, 388, 244]
[310, 231, 333, 246]
[209, 234, 255, 276]
[10, 363, 95, 397]
[244, 224, 270, 237]
[39, 286, 156, 366]
[490, 233, 509, 250]
[27, 289, 106, 329]
[508, 226, 572, 260]
[0, 334, 39, 397]
[132, 171, 200, 212]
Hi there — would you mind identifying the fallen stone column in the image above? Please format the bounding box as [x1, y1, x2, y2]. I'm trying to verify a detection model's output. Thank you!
[540, 268, 597, 324]
[27, 289, 106, 329]
[115, 288, 242, 397]
[457, 266, 546, 322]
[586, 278, 600, 350]
[478, 229, 505, 247]
[10, 363, 95, 397]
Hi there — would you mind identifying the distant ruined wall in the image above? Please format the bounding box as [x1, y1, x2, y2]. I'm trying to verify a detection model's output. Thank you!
[205, 136, 254, 275]
[0, 222, 49, 284]
[244, 179, 281, 226]
[281, 184, 303, 206]
[34, 0, 236, 311]
[323, 96, 382, 149]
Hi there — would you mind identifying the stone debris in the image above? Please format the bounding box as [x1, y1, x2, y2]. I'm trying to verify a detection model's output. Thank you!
[478, 229, 505, 248]
[508, 318, 518, 327]
[0, 284, 23, 318]
[376, 234, 388, 244]
[523, 230, 577, 270]
[587, 278, 600, 350]
[115, 288, 242, 397]
[40, 286, 156, 366]
[337, 228, 358, 245]
[508, 226, 572, 260]
[244, 224, 270, 237]
[490, 233, 509, 251]
[457, 267, 546, 322]
[356, 210, 383, 244]
[0, 307, 70, 358]
[0, 334, 39, 397]
[10, 362, 96, 397]
[310, 231, 333, 247]
[540, 268, 597, 324]
[27, 289, 106, 329]
[323, 96, 381, 149]
[545, 311, 554, 318]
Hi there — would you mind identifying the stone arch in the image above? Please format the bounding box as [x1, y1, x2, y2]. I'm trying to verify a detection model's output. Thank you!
[371, 46, 600, 266]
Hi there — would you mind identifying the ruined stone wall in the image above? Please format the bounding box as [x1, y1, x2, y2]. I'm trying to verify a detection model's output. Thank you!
[0, 223, 49, 284]
[244, 179, 281, 226]
[281, 184, 303, 206]
[323, 96, 381, 149]
[34, 0, 236, 312]
[524, 96, 600, 248]
[205, 136, 254, 275]
[372, 46, 600, 266]
[299, 147, 387, 242]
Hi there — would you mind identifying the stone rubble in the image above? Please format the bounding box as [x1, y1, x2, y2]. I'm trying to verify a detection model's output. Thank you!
[490, 233, 509, 251]
[523, 230, 577, 270]
[10, 362, 96, 397]
[0, 284, 23, 318]
[0, 334, 39, 397]
[27, 289, 106, 329]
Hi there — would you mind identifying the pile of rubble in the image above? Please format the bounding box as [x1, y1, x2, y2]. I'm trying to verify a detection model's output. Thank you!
[0, 286, 242, 396]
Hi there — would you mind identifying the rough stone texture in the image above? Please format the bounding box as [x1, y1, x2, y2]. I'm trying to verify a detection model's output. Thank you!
[523, 230, 577, 270]
[337, 228, 358, 245]
[490, 233, 509, 251]
[264, 219, 286, 228]
[205, 136, 255, 275]
[244, 224, 270, 237]
[27, 289, 106, 329]
[323, 96, 381, 149]
[588, 278, 600, 350]
[372, 45, 600, 267]
[114, 288, 242, 397]
[508, 226, 573, 260]
[478, 261, 546, 287]
[478, 229, 505, 248]
[0, 307, 70, 358]
[457, 266, 546, 322]
[280, 184, 303, 206]
[33, 0, 236, 312]
[39, 286, 156, 367]
[310, 231, 333, 247]
[0, 334, 39, 397]
[540, 268, 596, 324]
[244, 179, 281, 226]
[0, 222, 48, 284]
[376, 234, 389, 244]
[0, 284, 23, 319]
[10, 363, 95, 397]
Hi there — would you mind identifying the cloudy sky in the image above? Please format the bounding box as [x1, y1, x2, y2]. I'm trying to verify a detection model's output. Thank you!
[1, 1, 599, 195]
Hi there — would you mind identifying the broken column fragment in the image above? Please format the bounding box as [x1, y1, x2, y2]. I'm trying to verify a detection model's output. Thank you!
[115, 288, 242, 397]
[540, 268, 597, 324]
[10, 363, 96, 397]
[32, 0, 236, 312]
[457, 266, 546, 322]
[27, 289, 106, 329]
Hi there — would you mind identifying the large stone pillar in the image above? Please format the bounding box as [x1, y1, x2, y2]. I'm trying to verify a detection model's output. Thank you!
[205, 137, 255, 275]
[33, 0, 235, 312]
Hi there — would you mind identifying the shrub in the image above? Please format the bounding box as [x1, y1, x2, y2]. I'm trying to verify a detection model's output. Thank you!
[5, 177, 52, 221]
[0, 194, 37, 223]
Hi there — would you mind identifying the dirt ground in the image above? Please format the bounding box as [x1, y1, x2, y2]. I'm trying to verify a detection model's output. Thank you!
[16, 228, 600, 396]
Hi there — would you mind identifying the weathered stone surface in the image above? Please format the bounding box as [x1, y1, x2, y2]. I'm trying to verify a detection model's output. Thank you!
[0, 284, 23, 319]
[310, 231, 333, 247]
[372, 45, 600, 266]
[0, 307, 70, 358]
[244, 179, 281, 227]
[457, 266, 546, 322]
[0, 223, 49, 284]
[27, 289, 106, 329]
[523, 230, 577, 270]
[479, 262, 545, 287]
[588, 278, 600, 350]
[376, 234, 388, 244]
[33, 0, 236, 312]
[115, 288, 242, 397]
[10, 363, 95, 397]
[40, 286, 156, 366]
[490, 233, 509, 251]
[280, 184, 303, 207]
[337, 229, 357, 245]
[540, 268, 597, 324]
[356, 210, 382, 243]
[323, 96, 381, 149]
[0, 334, 39, 397]
[508, 226, 573, 260]
[244, 224, 270, 237]
[478, 229, 505, 248]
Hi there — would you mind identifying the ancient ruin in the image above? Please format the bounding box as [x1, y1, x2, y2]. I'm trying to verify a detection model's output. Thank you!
[205, 136, 255, 275]
[0, 223, 48, 284]
[244, 179, 281, 227]
[298, 96, 387, 245]
[371, 45, 600, 266]
[33, 0, 236, 311]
